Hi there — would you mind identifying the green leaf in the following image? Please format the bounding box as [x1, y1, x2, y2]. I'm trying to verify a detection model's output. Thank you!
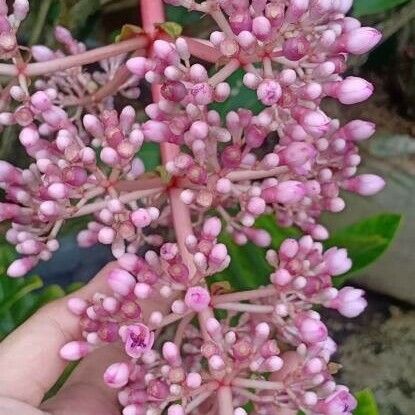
[158, 22, 183, 39]
[354, 389, 379, 415]
[210, 69, 264, 118]
[166, 5, 202, 26]
[324, 213, 402, 286]
[353, 0, 408, 16]
[213, 232, 272, 290]
[65, 0, 101, 32]
[0, 276, 43, 315]
[139, 142, 161, 171]
[213, 215, 299, 290]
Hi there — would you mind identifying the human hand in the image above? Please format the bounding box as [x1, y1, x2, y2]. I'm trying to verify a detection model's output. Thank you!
[0, 263, 125, 415]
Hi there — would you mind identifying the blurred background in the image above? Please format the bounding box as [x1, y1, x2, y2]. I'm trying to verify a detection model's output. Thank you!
[1, 1, 415, 414]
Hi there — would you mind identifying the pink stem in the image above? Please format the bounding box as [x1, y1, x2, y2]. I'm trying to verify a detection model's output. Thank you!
[140, 0, 195, 270]
[227, 166, 288, 182]
[232, 377, 283, 391]
[184, 37, 223, 63]
[217, 386, 234, 415]
[212, 286, 276, 304]
[0, 37, 148, 77]
[215, 302, 274, 313]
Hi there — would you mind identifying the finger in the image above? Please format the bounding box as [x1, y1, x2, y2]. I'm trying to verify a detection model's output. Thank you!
[41, 343, 125, 415]
[0, 262, 117, 406]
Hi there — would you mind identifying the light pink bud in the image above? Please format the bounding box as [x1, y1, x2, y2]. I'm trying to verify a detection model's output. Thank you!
[257, 80, 282, 106]
[142, 120, 171, 143]
[19, 127, 39, 147]
[329, 77, 374, 104]
[324, 247, 352, 276]
[296, 315, 328, 344]
[67, 297, 87, 315]
[104, 362, 130, 388]
[191, 83, 214, 105]
[107, 268, 136, 296]
[126, 56, 148, 78]
[40, 201, 60, 217]
[30, 91, 51, 111]
[48, 182, 68, 199]
[162, 341, 181, 365]
[203, 217, 222, 238]
[31, 45, 54, 61]
[339, 27, 382, 55]
[186, 372, 202, 389]
[329, 287, 367, 318]
[7, 257, 38, 278]
[344, 174, 385, 196]
[315, 387, 357, 414]
[265, 356, 284, 372]
[271, 268, 292, 286]
[339, 120, 375, 141]
[60, 341, 91, 361]
[131, 208, 152, 228]
[83, 114, 104, 137]
[185, 286, 211, 312]
[252, 16, 271, 41]
[168, 405, 185, 415]
[247, 196, 266, 216]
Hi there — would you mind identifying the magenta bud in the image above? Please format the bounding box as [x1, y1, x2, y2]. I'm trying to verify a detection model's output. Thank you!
[282, 35, 310, 61]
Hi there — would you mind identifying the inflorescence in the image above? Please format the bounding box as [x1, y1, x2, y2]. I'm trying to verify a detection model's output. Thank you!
[0, 0, 384, 414]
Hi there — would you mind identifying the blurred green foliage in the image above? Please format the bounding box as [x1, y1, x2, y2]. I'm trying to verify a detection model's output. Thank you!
[353, 0, 409, 16]
[0, 242, 80, 340]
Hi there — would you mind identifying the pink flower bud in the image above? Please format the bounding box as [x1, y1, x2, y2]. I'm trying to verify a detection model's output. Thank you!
[324, 247, 352, 276]
[328, 77, 374, 104]
[191, 83, 214, 105]
[167, 404, 185, 415]
[315, 387, 357, 414]
[186, 372, 202, 389]
[185, 286, 211, 312]
[83, 114, 104, 138]
[107, 268, 136, 296]
[339, 120, 375, 141]
[203, 217, 222, 238]
[296, 315, 328, 344]
[67, 297, 88, 315]
[60, 341, 92, 361]
[257, 80, 282, 106]
[252, 16, 271, 41]
[31, 91, 52, 111]
[343, 174, 385, 196]
[126, 56, 148, 78]
[131, 208, 152, 228]
[329, 287, 367, 318]
[339, 27, 382, 55]
[142, 120, 171, 143]
[162, 341, 181, 365]
[247, 196, 266, 216]
[7, 256, 38, 278]
[19, 127, 39, 147]
[265, 356, 284, 372]
[104, 362, 130, 388]
[31, 45, 54, 61]
[282, 35, 310, 61]
[271, 268, 292, 286]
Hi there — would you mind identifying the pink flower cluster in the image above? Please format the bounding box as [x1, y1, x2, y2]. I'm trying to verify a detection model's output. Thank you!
[62, 234, 363, 414]
[0, 0, 384, 413]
